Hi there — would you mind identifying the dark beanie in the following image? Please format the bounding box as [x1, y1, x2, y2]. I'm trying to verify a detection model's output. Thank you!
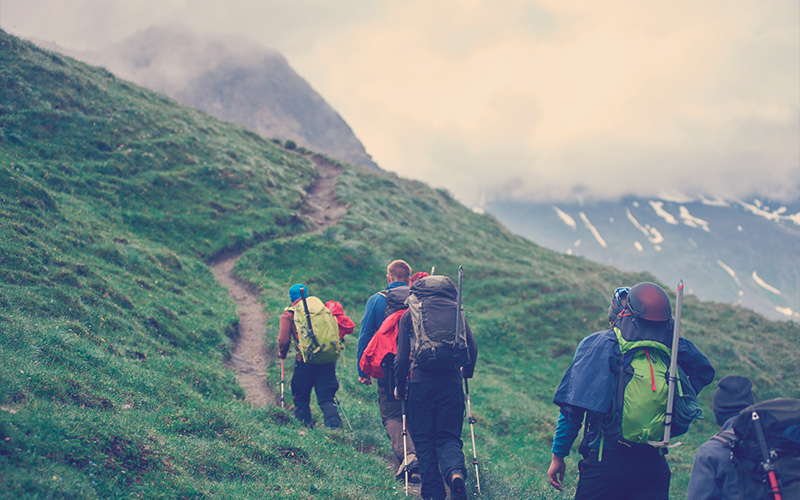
[289, 284, 307, 303]
[712, 375, 755, 426]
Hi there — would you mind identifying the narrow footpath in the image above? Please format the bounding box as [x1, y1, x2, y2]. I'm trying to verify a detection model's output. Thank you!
[211, 153, 348, 407]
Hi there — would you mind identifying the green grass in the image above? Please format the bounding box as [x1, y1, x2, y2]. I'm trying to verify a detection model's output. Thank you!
[1, 29, 798, 499]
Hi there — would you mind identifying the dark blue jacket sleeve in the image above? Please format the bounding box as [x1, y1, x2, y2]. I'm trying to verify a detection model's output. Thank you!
[553, 330, 619, 414]
[677, 338, 715, 395]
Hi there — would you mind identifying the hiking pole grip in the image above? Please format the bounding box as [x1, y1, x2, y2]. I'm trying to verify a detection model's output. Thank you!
[753, 411, 783, 500]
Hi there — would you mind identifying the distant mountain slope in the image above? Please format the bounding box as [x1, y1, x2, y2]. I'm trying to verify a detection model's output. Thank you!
[488, 196, 800, 321]
[37, 25, 379, 171]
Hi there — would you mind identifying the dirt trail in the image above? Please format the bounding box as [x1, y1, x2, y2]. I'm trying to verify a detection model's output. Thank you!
[211, 153, 348, 407]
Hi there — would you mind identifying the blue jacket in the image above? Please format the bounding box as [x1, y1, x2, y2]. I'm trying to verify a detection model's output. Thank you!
[356, 281, 407, 387]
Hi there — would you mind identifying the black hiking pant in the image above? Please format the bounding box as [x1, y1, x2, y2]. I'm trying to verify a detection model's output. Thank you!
[407, 379, 467, 500]
[291, 359, 342, 429]
[575, 446, 670, 500]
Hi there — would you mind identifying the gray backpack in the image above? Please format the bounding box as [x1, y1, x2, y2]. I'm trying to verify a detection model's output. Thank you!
[406, 275, 470, 371]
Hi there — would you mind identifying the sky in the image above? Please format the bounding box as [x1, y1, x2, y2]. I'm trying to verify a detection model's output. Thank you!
[3, 0, 799, 206]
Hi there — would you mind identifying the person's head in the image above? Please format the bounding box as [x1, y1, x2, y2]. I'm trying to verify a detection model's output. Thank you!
[608, 286, 630, 324]
[626, 282, 671, 322]
[386, 260, 411, 284]
[410, 271, 429, 284]
[289, 283, 307, 303]
[712, 375, 755, 427]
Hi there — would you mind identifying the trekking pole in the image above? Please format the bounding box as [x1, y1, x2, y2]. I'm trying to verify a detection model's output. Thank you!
[456, 266, 481, 493]
[401, 397, 409, 496]
[464, 376, 481, 494]
[334, 396, 353, 432]
[280, 358, 286, 409]
[752, 411, 784, 500]
[299, 288, 322, 361]
[652, 280, 683, 448]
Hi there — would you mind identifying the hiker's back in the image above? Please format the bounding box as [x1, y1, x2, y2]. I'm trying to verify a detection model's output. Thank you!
[287, 295, 342, 364]
[406, 275, 470, 371]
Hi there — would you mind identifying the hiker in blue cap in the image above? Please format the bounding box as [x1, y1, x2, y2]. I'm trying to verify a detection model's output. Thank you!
[278, 283, 353, 428]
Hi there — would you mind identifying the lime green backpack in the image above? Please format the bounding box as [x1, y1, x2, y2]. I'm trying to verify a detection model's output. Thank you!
[615, 327, 672, 443]
[286, 296, 342, 364]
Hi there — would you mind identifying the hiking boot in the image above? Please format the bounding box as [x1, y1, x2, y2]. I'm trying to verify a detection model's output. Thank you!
[449, 471, 467, 500]
[395, 453, 418, 479]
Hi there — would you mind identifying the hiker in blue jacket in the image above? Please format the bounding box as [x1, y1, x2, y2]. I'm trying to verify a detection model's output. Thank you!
[547, 282, 715, 500]
[686, 375, 756, 500]
[356, 259, 419, 481]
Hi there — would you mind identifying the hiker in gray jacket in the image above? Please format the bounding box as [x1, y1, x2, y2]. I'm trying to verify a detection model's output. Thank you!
[686, 375, 756, 500]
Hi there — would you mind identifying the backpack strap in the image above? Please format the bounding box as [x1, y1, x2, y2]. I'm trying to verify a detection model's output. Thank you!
[710, 429, 737, 448]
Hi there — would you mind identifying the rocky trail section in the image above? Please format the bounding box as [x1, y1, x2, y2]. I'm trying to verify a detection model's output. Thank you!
[211, 153, 348, 407]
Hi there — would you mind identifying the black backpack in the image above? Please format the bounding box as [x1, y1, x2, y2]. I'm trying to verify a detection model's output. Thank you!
[380, 285, 411, 318]
[406, 275, 470, 371]
[713, 398, 800, 500]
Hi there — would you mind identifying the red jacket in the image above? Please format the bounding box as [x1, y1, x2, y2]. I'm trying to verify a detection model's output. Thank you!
[359, 309, 405, 378]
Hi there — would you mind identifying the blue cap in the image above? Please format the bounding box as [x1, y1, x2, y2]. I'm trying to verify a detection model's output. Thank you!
[289, 284, 307, 302]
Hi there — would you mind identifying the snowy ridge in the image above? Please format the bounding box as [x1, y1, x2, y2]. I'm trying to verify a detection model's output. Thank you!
[737, 198, 800, 226]
[679, 206, 711, 232]
[625, 208, 664, 247]
[752, 272, 781, 295]
[579, 212, 607, 248]
[553, 206, 577, 229]
[649, 201, 679, 225]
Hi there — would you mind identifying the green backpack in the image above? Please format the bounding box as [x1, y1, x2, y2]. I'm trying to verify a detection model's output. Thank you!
[286, 296, 342, 364]
[613, 327, 701, 444]
[615, 327, 672, 443]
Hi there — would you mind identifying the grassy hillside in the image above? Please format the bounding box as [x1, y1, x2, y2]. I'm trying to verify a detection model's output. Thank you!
[1, 29, 798, 499]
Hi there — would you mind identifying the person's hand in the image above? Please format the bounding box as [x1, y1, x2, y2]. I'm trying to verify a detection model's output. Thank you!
[547, 454, 566, 491]
[358, 376, 372, 385]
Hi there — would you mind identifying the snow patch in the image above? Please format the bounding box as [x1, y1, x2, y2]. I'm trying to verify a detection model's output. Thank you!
[553, 206, 577, 230]
[472, 206, 485, 214]
[774, 306, 799, 319]
[717, 260, 743, 287]
[699, 194, 730, 207]
[650, 201, 679, 225]
[626, 208, 665, 245]
[752, 272, 782, 295]
[737, 225, 743, 232]
[737, 199, 800, 226]
[634, 241, 643, 252]
[679, 206, 711, 232]
[579, 212, 607, 248]
[573, 239, 582, 247]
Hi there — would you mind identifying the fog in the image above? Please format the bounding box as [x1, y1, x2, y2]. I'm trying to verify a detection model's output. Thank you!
[3, 0, 798, 205]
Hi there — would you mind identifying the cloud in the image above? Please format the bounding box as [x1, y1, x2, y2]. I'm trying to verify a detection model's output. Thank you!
[4, 0, 799, 205]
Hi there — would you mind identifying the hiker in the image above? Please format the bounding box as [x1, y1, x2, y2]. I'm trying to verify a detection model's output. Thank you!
[278, 283, 354, 428]
[356, 260, 420, 480]
[394, 274, 479, 500]
[686, 375, 756, 500]
[547, 281, 715, 500]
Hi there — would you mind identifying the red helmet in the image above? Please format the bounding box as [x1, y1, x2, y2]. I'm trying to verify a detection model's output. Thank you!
[627, 282, 671, 321]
